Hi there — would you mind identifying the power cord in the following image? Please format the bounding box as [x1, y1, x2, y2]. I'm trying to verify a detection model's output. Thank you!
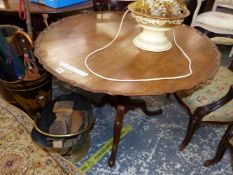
[84, 10, 192, 82]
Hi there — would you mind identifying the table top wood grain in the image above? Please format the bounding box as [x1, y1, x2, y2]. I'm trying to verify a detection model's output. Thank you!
[34, 11, 220, 96]
[0, 0, 93, 14]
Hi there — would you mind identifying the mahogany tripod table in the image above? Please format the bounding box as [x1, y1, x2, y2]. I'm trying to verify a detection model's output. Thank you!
[34, 11, 220, 167]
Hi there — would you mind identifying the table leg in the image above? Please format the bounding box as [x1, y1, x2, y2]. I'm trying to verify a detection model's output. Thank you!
[108, 105, 125, 167]
[96, 95, 162, 167]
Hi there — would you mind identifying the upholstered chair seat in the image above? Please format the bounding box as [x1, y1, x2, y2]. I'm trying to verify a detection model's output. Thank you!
[211, 37, 233, 45]
[194, 12, 233, 34]
[177, 66, 233, 123]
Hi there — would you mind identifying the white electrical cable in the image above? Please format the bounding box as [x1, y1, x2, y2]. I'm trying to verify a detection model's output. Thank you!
[84, 10, 192, 82]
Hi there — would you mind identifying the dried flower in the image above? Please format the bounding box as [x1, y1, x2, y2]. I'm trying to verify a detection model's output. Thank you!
[138, 0, 186, 18]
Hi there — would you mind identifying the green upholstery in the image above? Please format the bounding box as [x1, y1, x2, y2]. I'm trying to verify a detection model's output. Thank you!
[177, 66, 233, 122]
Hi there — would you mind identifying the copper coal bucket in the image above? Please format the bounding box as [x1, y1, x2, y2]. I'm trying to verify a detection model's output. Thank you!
[0, 25, 51, 116]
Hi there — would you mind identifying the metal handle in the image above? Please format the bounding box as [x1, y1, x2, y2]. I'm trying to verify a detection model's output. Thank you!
[14, 30, 34, 49]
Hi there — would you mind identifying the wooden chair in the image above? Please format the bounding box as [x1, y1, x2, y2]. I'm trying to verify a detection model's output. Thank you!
[174, 59, 233, 151]
[191, 0, 233, 57]
[204, 123, 233, 166]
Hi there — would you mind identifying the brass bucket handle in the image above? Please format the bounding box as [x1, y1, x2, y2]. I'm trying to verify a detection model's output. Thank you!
[13, 31, 34, 55]
[33, 116, 96, 139]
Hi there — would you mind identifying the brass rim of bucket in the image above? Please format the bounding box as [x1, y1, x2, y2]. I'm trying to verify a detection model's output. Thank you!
[0, 72, 49, 84]
[3, 77, 51, 92]
[31, 135, 90, 163]
[34, 117, 95, 138]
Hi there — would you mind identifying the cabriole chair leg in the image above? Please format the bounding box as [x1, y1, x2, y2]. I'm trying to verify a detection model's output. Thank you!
[204, 124, 233, 166]
[180, 114, 203, 151]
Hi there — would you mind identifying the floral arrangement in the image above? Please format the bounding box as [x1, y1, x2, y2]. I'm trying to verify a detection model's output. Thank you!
[133, 0, 187, 18]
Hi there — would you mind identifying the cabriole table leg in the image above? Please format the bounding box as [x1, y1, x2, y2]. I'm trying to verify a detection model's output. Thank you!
[100, 95, 162, 167]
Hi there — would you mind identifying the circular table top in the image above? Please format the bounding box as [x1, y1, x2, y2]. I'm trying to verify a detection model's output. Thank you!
[0, 0, 93, 14]
[34, 11, 220, 96]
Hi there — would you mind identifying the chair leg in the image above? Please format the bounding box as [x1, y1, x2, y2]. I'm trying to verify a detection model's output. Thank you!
[180, 114, 202, 151]
[229, 46, 233, 57]
[204, 124, 233, 166]
[204, 135, 230, 166]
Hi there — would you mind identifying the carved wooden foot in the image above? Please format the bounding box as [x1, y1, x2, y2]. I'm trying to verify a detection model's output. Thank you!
[204, 124, 233, 166]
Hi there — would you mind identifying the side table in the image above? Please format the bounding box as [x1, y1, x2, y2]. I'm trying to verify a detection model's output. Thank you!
[34, 11, 220, 167]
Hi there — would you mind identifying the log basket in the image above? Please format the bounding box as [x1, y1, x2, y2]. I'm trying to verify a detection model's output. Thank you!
[31, 93, 95, 163]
